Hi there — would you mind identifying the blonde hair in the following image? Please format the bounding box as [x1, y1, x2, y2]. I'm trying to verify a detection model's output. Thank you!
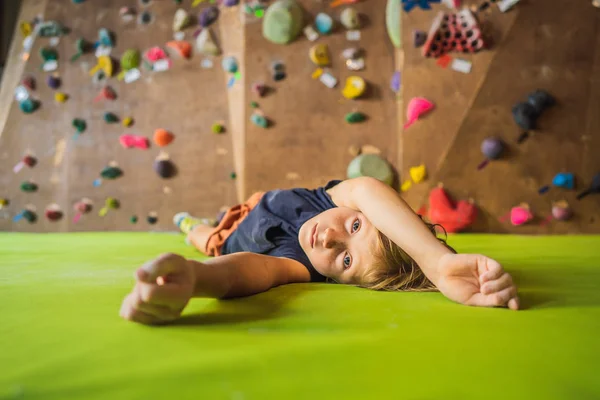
[359, 219, 455, 292]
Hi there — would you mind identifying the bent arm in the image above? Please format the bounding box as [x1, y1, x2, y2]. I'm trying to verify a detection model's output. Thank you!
[191, 252, 311, 299]
[327, 177, 452, 286]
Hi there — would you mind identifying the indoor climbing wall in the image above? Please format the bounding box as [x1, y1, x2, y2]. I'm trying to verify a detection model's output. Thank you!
[242, 0, 400, 195]
[400, 0, 600, 233]
[0, 0, 239, 232]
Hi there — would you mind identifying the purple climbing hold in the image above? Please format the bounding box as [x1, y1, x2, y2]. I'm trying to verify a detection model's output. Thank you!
[481, 137, 505, 160]
[199, 6, 219, 27]
[390, 71, 401, 93]
[224, 0, 240, 6]
[47, 75, 61, 90]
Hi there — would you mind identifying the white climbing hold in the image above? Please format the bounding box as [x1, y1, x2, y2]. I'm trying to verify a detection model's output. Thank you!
[196, 27, 221, 56]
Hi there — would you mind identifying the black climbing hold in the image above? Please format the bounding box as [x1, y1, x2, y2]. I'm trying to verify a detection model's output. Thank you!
[273, 71, 286, 81]
[47, 75, 61, 89]
[154, 159, 176, 179]
[527, 89, 555, 115]
[512, 102, 538, 130]
[147, 215, 158, 224]
[22, 210, 37, 223]
[139, 10, 152, 24]
[577, 172, 600, 200]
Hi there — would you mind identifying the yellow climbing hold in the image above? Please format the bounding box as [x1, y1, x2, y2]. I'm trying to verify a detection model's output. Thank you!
[309, 44, 330, 66]
[89, 55, 113, 78]
[122, 117, 133, 127]
[54, 92, 68, 103]
[342, 76, 366, 99]
[409, 164, 427, 183]
[192, 0, 206, 6]
[401, 180, 413, 192]
[311, 68, 324, 79]
[20, 22, 32, 37]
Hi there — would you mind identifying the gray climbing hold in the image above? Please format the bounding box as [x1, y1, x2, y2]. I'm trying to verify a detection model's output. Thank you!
[196, 27, 221, 55]
[340, 8, 360, 30]
[262, 0, 304, 45]
[347, 154, 394, 186]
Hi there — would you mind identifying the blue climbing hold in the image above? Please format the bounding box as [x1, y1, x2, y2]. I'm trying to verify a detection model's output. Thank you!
[402, 0, 440, 12]
[315, 13, 333, 35]
[552, 173, 575, 190]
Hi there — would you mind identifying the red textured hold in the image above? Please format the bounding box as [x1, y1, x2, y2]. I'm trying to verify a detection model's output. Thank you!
[23, 155, 37, 167]
[22, 76, 36, 90]
[423, 9, 485, 58]
[426, 187, 477, 233]
[94, 86, 117, 102]
[45, 209, 63, 221]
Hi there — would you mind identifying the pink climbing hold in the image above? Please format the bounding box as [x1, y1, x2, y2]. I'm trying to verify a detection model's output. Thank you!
[145, 47, 167, 62]
[403, 97, 435, 130]
[510, 206, 533, 226]
[120, 134, 149, 149]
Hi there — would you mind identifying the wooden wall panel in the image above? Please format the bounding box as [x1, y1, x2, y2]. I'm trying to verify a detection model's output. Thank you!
[243, 0, 398, 195]
[0, 0, 238, 232]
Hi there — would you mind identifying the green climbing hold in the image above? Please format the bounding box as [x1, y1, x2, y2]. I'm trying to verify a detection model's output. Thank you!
[72, 118, 87, 133]
[120, 49, 140, 71]
[100, 166, 123, 179]
[20, 181, 38, 192]
[262, 0, 304, 45]
[103, 112, 119, 123]
[345, 112, 367, 123]
[346, 154, 394, 186]
[130, 215, 138, 224]
[250, 101, 259, 108]
[40, 47, 58, 62]
[22, 210, 37, 223]
[386, 0, 402, 49]
[71, 38, 93, 62]
[38, 21, 68, 37]
[211, 123, 225, 134]
[230, 172, 237, 180]
[19, 99, 39, 114]
[250, 113, 268, 128]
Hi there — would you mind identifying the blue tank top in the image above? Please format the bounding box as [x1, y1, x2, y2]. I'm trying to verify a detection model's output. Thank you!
[222, 180, 341, 282]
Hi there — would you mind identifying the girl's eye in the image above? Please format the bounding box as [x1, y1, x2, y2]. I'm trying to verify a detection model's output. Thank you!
[343, 253, 351, 269]
[352, 219, 360, 233]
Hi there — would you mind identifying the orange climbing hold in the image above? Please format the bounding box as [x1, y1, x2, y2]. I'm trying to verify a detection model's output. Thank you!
[419, 186, 477, 233]
[153, 129, 174, 147]
[166, 41, 192, 59]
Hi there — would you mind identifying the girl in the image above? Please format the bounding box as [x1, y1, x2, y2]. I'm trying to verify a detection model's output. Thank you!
[120, 177, 519, 324]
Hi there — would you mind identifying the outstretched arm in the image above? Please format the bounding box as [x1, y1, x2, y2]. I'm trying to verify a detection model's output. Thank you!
[327, 177, 519, 310]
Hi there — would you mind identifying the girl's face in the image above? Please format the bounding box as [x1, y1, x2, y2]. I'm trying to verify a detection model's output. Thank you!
[299, 207, 379, 284]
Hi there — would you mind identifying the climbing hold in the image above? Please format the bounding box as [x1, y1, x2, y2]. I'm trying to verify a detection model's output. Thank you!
[347, 154, 394, 186]
[386, 0, 401, 48]
[120, 49, 141, 71]
[139, 10, 153, 24]
[342, 47, 362, 60]
[145, 47, 168, 63]
[120, 134, 150, 149]
[130, 215, 138, 224]
[212, 123, 225, 133]
[72, 119, 87, 134]
[0, 198, 9, 208]
[252, 82, 267, 97]
[309, 44, 330, 66]
[99, 197, 120, 217]
[230, 172, 237, 180]
[14, 209, 37, 223]
[303, 25, 319, 41]
[154, 159, 177, 179]
[70, 38, 93, 62]
[167, 41, 192, 58]
[38, 21, 68, 37]
[481, 137, 505, 160]
[424, 187, 478, 233]
[173, 9, 192, 31]
[42, 60, 59, 72]
[46, 75, 61, 89]
[262, 0, 303, 44]
[54, 92, 68, 103]
[422, 10, 485, 58]
[224, 0, 239, 6]
[390, 71, 401, 93]
[89, 55, 113, 78]
[120, 7, 137, 21]
[401, 180, 413, 192]
[98, 28, 114, 47]
[340, 8, 360, 29]
[552, 201, 572, 221]
[576, 172, 600, 200]
[512, 102, 538, 130]
[14, 85, 30, 102]
[20, 181, 38, 192]
[222, 56, 238, 73]
[73, 199, 92, 223]
[508, 204, 533, 226]
[93, 86, 117, 102]
[22, 76, 35, 90]
[103, 112, 119, 123]
[498, 0, 520, 12]
[403, 97, 434, 130]
[527, 89, 555, 115]
[345, 112, 367, 123]
[251, 113, 269, 128]
[13, 155, 36, 173]
[342, 76, 366, 99]
[154, 129, 174, 147]
[271, 61, 286, 81]
[319, 72, 337, 88]
[196, 28, 221, 55]
[19, 98, 40, 114]
[200, 6, 220, 27]
[451, 58, 472, 74]
[250, 101, 259, 108]
[45, 204, 63, 221]
[409, 164, 427, 183]
[147, 212, 158, 225]
[315, 13, 334, 34]
[413, 30, 426, 47]
[40, 47, 58, 62]
[552, 173, 575, 190]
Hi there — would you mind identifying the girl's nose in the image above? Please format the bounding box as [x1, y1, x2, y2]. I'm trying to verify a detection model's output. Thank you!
[323, 228, 342, 249]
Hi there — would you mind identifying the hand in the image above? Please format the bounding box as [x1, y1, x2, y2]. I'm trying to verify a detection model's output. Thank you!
[120, 253, 196, 325]
[436, 253, 519, 310]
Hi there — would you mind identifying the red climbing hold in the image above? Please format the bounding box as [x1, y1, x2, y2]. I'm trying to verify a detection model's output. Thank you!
[93, 86, 117, 102]
[423, 9, 486, 58]
[423, 186, 477, 233]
